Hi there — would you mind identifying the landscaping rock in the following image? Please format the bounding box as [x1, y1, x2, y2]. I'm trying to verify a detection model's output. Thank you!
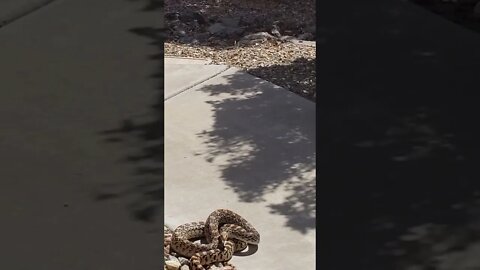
[297, 32, 314, 40]
[179, 36, 199, 44]
[241, 31, 276, 41]
[209, 264, 223, 270]
[208, 23, 244, 38]
[165, 41, 316, 100]
[219, 16, 241, 28]
[168, 255, 180, 263]
[179, 10, 207, 25]
[165, 0, 316, 101]
[165, 12, 180, 21]
[207, 23, 226, 34]
[194, 32, 211, 42]
[178, 256, 190, 265]
[180, 265, 190, 270]
[271, 25, 281, 38]
[165, 260, 181, 270]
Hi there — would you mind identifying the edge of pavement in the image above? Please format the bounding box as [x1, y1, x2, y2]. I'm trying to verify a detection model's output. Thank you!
[165, 62, 231, 101]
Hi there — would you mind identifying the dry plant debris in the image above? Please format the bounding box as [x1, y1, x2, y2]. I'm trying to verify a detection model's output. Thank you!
[165, 0, 316, 101]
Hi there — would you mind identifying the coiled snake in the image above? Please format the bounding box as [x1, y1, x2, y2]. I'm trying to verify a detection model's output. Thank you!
[164, 209, 260, 270]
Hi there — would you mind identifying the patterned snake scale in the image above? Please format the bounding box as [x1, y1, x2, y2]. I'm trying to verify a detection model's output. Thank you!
[169, 209, 260, 270]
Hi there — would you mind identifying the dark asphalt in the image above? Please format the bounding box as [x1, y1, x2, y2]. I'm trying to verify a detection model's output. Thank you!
[0, 0, 162, 269]
[319, 0, 480, 269]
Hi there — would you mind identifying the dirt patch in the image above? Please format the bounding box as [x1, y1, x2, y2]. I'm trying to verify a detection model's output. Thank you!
[165, 0, 316, 101]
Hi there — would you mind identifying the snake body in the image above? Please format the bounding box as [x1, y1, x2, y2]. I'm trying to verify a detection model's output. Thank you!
[168, 209, 260, 269]
[204, 209, 260, 247]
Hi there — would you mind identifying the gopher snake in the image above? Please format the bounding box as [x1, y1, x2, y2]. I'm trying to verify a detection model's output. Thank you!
[165, 209, 260, 270]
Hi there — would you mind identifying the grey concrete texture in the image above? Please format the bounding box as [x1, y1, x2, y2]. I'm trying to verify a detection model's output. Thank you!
[319, 1, 480, 269]
[165, 56, 212, 65]
[164, 59, 228, 100]
[0, 0, 162, 269]
[165, 66, 316, 269]
[0, 0, 55, 26]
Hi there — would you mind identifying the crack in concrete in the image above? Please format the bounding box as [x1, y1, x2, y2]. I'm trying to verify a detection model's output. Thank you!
[0, 0, 58, 29]
[164, 66, 231, 101]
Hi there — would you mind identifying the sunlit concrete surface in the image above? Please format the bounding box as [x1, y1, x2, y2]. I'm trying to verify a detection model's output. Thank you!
[165, 63, 316, 269]
[165, 57, 228, 100]
[165, 56, 212, 65]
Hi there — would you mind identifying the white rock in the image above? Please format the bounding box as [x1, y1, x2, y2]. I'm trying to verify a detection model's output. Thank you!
[288, 39, 316, 47]
[165, 260, 181, 270]
[180, 265, 190, 270]
[241, 32, 275, 40]
[168, 255, 180, 262]
[209, 264, 224, 270]
[178, 257, 190, 265]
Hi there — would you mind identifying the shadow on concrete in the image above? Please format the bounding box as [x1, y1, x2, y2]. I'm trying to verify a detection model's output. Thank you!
[195, 66, 316, 234]
[247, 58, 316, 101]
[410, 0, 480, 34]
[129, 0, 163, 11]
[96, 0, 164, 223]
[318, 0, 480, 269]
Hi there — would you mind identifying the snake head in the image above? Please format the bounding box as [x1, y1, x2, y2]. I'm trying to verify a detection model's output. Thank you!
[220, 231, 229, 244]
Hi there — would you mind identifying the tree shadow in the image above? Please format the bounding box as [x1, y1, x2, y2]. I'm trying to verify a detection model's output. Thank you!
[319, 0, 480, 269]
[95, 0, 164, 223]
[247, 57, 316, 101]
[128, 0, 163, 11]
[410, 0, 480, 34]
[193, 63, 316, 233]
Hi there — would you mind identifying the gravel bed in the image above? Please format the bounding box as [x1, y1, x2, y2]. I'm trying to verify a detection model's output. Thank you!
[165, 0, 316, 102]
[165, 41, 316, 101]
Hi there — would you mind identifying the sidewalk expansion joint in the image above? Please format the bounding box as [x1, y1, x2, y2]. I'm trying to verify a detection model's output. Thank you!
[0, 0, 58, 29]
[165, 66, 231, 101]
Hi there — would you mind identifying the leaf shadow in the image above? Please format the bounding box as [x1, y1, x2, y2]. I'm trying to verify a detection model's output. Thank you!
[318, 0, 480, 269]
[194, 64, 316, 233]
[94, 0, 164, 223]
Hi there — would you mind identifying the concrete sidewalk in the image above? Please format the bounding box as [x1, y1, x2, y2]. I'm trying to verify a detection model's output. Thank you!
[0, 0, 162, 269]
[0, 0, 55, 26]
[319, 1, 480, 270]
[165, 58, 316, 269]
